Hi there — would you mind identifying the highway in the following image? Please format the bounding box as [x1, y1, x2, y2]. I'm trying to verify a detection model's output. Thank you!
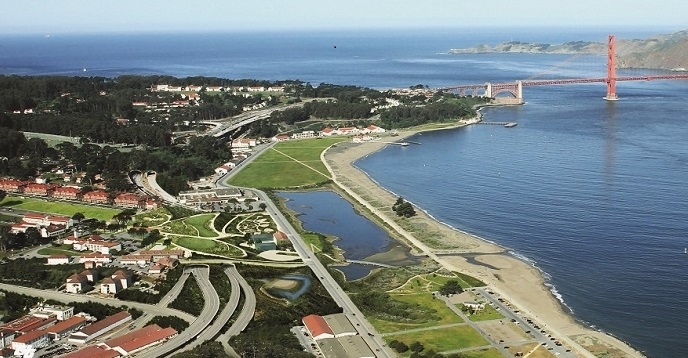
[182, 266, 241, 352]
[0, 283, 195, 323]
[140, 266, 220, 358]
[217, 266, 256, 340]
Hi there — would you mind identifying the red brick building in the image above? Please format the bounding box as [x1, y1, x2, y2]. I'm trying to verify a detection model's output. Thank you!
[82, 190, 110, 204]
[52, 186, 83, 200]
[0, 179, 26, 193]
[114, 193, 143, 208]
[23, 183, 54, 196]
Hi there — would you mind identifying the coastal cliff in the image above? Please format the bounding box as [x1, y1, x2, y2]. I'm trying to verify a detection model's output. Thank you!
[449, 29, 688, 70]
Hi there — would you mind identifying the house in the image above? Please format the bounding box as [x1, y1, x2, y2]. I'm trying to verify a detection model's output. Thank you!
[65, 270, 98, 293]
[119, 254, 150, 266]
[320, 127, 335, 136]
[246, 86, 265, 92]
[267, 86, 285, 92]
[11, 330, 49, 355]
[148, 265, 163, 275]
[102, 324, 177, 356]
[100, 271, 132, 294]
[72, 236, 121, 254]
[291, 130, 316, 140]
[47, 255, 70, 265]
[0, 179, 25, 193]
[271, 134, 290, 142]
[68, 311, 132, 345]
[114, 193, 143, 208]
[273, 231, 289, 245]
[23, 183, 54, 196]
[337, 127, 360, 136]
[45, 316, 87, 340]
[144, 198, 158, 210]
[363, 124, 386, 134]
[214, 164, 232, 176]
[82, 190, 110, 204]
[22, 213, 72, 228]
[76, 253, 112, 265]
[230, 138, 256, 151]
[41, 224, 68, 238]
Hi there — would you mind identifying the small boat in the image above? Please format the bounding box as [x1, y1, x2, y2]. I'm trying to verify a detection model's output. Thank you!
[504, 122, 518, 128]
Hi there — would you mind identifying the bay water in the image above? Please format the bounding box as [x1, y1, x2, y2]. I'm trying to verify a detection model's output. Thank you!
[1, 27, 685, 357]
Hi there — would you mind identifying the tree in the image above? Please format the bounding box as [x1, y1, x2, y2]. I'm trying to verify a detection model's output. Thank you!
[439, 280, 463, 296]
[258, 202, 267, 211]
[409, 341, 424, 353]
[0, 189, 6, 203]
[71, 212, 85, 223]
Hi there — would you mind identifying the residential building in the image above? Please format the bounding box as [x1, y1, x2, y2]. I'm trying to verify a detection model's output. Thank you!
[22, 213, 72, 228]
[65, 270, 98, 293]
[72, 236, 121, 254]
[119, 254, 150, 266]
[0, 329, 15, 349]
[24, 183, 54, 196]
[230, 138, 256, 151]
[76, 253, 112, 265]
[271, 134, 290, 142]
[337, 127, 360, 136]
[47, 255, 70, 266]
[68, 311, 132, 344]
[82, 190, 110, 204]
[0, 179, 25, 193]
[320, 127, 335, 136]
[214, 164, 232, 176]
[114, 193, 143, 208]
[363, 124, 386, 134]
[53, 186, 83, 200]
[273, 231, 290, 245]
[291, 130, 316, 140]
[1, 315, 56, 334]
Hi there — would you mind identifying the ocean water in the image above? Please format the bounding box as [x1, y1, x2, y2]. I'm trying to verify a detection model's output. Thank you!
[1, 27, 685, 357]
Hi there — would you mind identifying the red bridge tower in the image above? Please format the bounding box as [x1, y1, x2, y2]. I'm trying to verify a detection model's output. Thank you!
[604, 35, 619, 101]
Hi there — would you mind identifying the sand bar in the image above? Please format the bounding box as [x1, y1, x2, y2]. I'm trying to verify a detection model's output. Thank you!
[321, 123, 644, 358]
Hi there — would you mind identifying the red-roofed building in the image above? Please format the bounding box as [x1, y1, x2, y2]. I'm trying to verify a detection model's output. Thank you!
[68, 311, 132, 344]
[72, 237, 121, 254]
[11, 330, 49, 353]
[45, 316, 87, 339]
[363, 124, 386, 134]
[22, 213, 72, 228]
[52, 186, 83, 200]
[273, 231, 289, 244]
[0, 328, 15, 349]
[302, 314, 334, 340]
[144, 198, 158, 210]
[61, 345, 121, 358]
[83, 190, 110, 204]
[103, 324, 177, 356]
[65, 270, 98, 294]
[0, 179, 26, 193]
[336, 127, 360, 136]
[320, 127, 335, 136]
[1, 315, 56, 334]
[24, 183, 54, 196]
[114, 193, 143, 208]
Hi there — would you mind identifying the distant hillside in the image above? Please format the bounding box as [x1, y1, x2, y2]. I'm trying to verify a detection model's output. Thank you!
[449, 29, 688, 71]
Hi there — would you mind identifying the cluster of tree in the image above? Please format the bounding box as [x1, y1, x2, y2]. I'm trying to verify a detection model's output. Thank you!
[169, 274, 204, 316]
[294, 83, 385, 101]
[0, 258, 83, 289]
[52, 299, 143, 320]
[0, 291, 42, 322]
[173, 342, 231, 358]
[303, 100, 372, 120]
[147, 315, 190, 332]
[393, 197, 416, 218]
[380, 101, 476, 128]
[438, 280, 463, 296]
[116, 266, 183, 304]
[388, 340, 468, 358]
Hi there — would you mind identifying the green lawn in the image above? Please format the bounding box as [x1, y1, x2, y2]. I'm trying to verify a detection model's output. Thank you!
[370, 293, 463, 333]
[229, 138, 344, 188]
[460, 303, 505, 322]
[0, 196, 121, 221]
[457, 348, 503, 358]
[386, 325, 489, 353]
[37, 245, 81, 257]
[183, 214, 218, 237]
[160, 220, 197, 236]
[174, 236, 218, 251]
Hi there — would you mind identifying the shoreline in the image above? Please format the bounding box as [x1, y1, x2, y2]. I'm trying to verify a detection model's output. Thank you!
[321, 116, 645, 357]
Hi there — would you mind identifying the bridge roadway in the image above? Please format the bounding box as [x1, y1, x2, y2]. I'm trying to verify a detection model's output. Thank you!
[128, 270, 193, 331]
[217, 266, 256, 341]
[346, 259, 395, 268]
[140, 266, 220, 358]
[207, 103, 302, 138]
[0, 283, 195, 323]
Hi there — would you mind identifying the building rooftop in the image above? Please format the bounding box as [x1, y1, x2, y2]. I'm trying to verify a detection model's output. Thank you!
[46, 316, 86, 334]
[302, 314, 333, 339]
[13, 329, 48, 343]
[80, 311, 131, 336]
[61, 345, 120, 358]
[323, 313, 357, 336]
[319, 336, 375, 358]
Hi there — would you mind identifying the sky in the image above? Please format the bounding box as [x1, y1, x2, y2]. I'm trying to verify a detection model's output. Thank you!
[1, 0, 686, 34]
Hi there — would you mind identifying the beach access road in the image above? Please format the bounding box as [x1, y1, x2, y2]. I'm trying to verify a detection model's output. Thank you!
[0, 283, 195, 323]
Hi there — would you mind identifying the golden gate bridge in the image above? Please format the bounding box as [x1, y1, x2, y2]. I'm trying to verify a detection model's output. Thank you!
[438, 35, 688, 103]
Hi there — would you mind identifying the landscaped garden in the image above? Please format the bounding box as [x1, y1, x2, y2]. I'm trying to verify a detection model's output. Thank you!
[133, 208, 171, 227]
[182, 214, 219, 237]
[172, 236, 245, 258]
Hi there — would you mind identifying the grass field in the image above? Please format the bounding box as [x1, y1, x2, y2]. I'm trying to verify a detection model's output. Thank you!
[461, 303, 505, 322]
[386, 325, 489, 353]
[0, 196, 121, 221]
[229, 137, 345, 188]
[160, 220, 197, 236]
[458, 348, 503, 358]
[183, 214, 218, 237]
[37, 245, 81, 257]
[371, 292, 464, 333]
[174, 236, 218, 251]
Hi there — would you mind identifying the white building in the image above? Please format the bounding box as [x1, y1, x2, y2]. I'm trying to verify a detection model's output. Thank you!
[11, 330, 49, 355]
[47, 255, 70, 265]
[31, 305, 74, 321]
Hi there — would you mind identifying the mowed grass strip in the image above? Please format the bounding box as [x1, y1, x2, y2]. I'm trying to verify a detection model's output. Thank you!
[386, 325, 489, 352]
[183, 214, 218, 237]
[229, 138, 344, 188]
[1, 196, 121, 221]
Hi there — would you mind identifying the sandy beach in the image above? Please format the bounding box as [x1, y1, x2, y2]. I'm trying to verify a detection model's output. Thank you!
[322, 124, 644, 358]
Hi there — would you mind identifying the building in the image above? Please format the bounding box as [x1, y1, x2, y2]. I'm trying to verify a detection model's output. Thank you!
[31, 305, 74, 321]
[65, 270, 98, 293]
[273, 231, 290, 245]
[61, 345, 121, 358]
[320, 127, 335, 136]
[230, 138, 256, 151]
[119, 254, 150, 266]
[362, 124, 386, 134]
[214, 164, 232, 176]
[0, 329, 15, 349]
[322, 314, 357, 337]
[82, 190, 110, 204]
[302, 314, 335, 340]
[337, 127, 360, 136]
[463, 302, 486, 311]
[0, 179, 25, 193]
[53, 186, 83, 200]
[318, 336, 375, 358]
[271, 134, 290, 142]
[47, 255, 70, 265]
[102, 324, 177, 356]
[2, 315, 56, 334]
[114, 193, 143, 208]
[23, 183, 54, 196]
[76, 253, 112, 265]
[100, 270, 132, 294]
[249, 234, 277, 252]
[45, 316, 87, 340]
[291, 130, 316, 140]
[68, 311, 132, 344]
[11, 330, 49, 355]
[72, 236, 122, 254]
[22, 213, 72, 228]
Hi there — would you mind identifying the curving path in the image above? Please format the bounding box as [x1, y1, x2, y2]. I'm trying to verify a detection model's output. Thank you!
[217, 266, 256, 341]
[139, 266, 220, 358]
